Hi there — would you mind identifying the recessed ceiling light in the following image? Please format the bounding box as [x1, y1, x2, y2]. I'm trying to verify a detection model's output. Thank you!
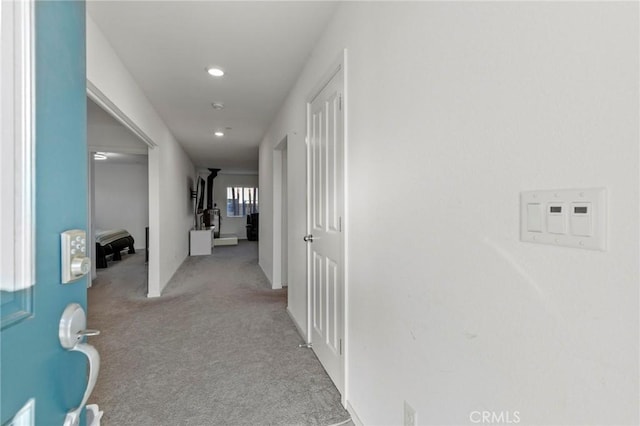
[212, 102, 224, 110]
[214, 131, 224, 137]
[94, 152, 107, 160]
[206, 67, 224, 77]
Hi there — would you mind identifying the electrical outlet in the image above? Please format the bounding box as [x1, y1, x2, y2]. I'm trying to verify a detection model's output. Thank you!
[404, 401, 417, 426]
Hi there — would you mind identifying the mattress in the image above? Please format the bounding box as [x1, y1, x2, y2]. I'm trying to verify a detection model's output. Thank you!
[96, 229, 131, 246]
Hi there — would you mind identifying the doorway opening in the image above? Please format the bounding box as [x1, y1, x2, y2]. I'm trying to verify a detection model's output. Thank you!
[87, 98, 150, 295]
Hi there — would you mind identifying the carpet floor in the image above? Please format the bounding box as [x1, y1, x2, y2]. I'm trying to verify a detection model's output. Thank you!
[87, 241, 351, 426]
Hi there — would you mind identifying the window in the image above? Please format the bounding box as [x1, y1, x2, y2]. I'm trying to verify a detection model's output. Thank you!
[226, 187, 258, 217]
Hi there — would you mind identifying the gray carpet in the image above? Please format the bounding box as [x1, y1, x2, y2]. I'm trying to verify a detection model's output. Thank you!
[87, 241, 351, 426]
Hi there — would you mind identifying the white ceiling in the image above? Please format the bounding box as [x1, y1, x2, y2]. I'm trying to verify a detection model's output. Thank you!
[87, 1, 339, 172]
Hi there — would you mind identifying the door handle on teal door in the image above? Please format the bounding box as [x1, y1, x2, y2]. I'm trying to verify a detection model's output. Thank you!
[64, 343, 100, 426]
[59, 303, 101, 426]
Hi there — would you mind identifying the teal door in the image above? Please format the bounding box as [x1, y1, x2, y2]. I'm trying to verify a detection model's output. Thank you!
[1, 1, 90, 425]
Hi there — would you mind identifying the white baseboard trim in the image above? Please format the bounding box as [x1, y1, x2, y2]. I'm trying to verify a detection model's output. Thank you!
[286, 307, 308, 342]
[347, 401, 364, 426]
[258, 262, 282, 289]
[258, 262, 272, 285]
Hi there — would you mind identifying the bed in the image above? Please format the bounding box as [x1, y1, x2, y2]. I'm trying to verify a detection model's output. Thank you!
[95, 229, 135, 268]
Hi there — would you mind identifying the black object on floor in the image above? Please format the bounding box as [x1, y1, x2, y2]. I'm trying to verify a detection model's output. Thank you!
[246, 213, 259, 241]
[145, 226, 149, 263]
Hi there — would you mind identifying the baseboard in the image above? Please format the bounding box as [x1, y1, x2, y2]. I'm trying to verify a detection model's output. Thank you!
[286, 307, 308, 342]
[259, 262, 272, 286]
[148, 252, 187, 298]
[346, 401, 364, 426]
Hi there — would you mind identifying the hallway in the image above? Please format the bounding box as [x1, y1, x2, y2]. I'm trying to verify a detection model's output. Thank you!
[87, 242, 350, 425]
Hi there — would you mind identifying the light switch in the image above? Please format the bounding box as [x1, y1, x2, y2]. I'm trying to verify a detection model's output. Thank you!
[547, 203, 566, 234]
[571, 202, 592, 236]
[520, 188, 606, 251]
[526, 203, 543, 232]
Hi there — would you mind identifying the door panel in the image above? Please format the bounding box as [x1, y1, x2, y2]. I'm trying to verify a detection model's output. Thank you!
[1, 2, 89, 424]
[307, 67, 344, 393]
[327, 93, 340, 233]
[312, 110, 324, 229]
[312, 252, 323, 335]
[326, 258, 339, 352]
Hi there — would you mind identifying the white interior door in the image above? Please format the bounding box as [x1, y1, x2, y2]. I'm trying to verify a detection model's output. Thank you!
[306, 67, 344, 393]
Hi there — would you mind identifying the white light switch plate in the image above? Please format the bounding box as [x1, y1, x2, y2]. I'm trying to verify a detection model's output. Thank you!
[61, 229, 90, 283]
[520, 188, 606, 251]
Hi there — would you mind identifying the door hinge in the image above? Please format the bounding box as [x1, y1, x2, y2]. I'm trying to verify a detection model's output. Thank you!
[339, 338, 343, 355]
[339, 96, 342, 111]
[339, 217, 342, 232]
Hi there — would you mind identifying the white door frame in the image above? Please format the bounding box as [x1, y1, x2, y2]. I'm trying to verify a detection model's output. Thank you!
[86, 84, 157, 295]
[272, 135, 288, 289]
[305, 49, 348, 403]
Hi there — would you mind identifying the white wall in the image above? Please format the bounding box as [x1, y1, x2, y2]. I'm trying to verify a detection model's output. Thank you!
[87, 15, 196, 297]
[94, 161, 148, 250]
[259, 3, 639, 425]
[213, 173, 259, 239]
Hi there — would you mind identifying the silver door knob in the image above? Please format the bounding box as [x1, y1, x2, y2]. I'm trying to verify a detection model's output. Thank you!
[59, 303, 101, 349]
[303, 234, 314, 242]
